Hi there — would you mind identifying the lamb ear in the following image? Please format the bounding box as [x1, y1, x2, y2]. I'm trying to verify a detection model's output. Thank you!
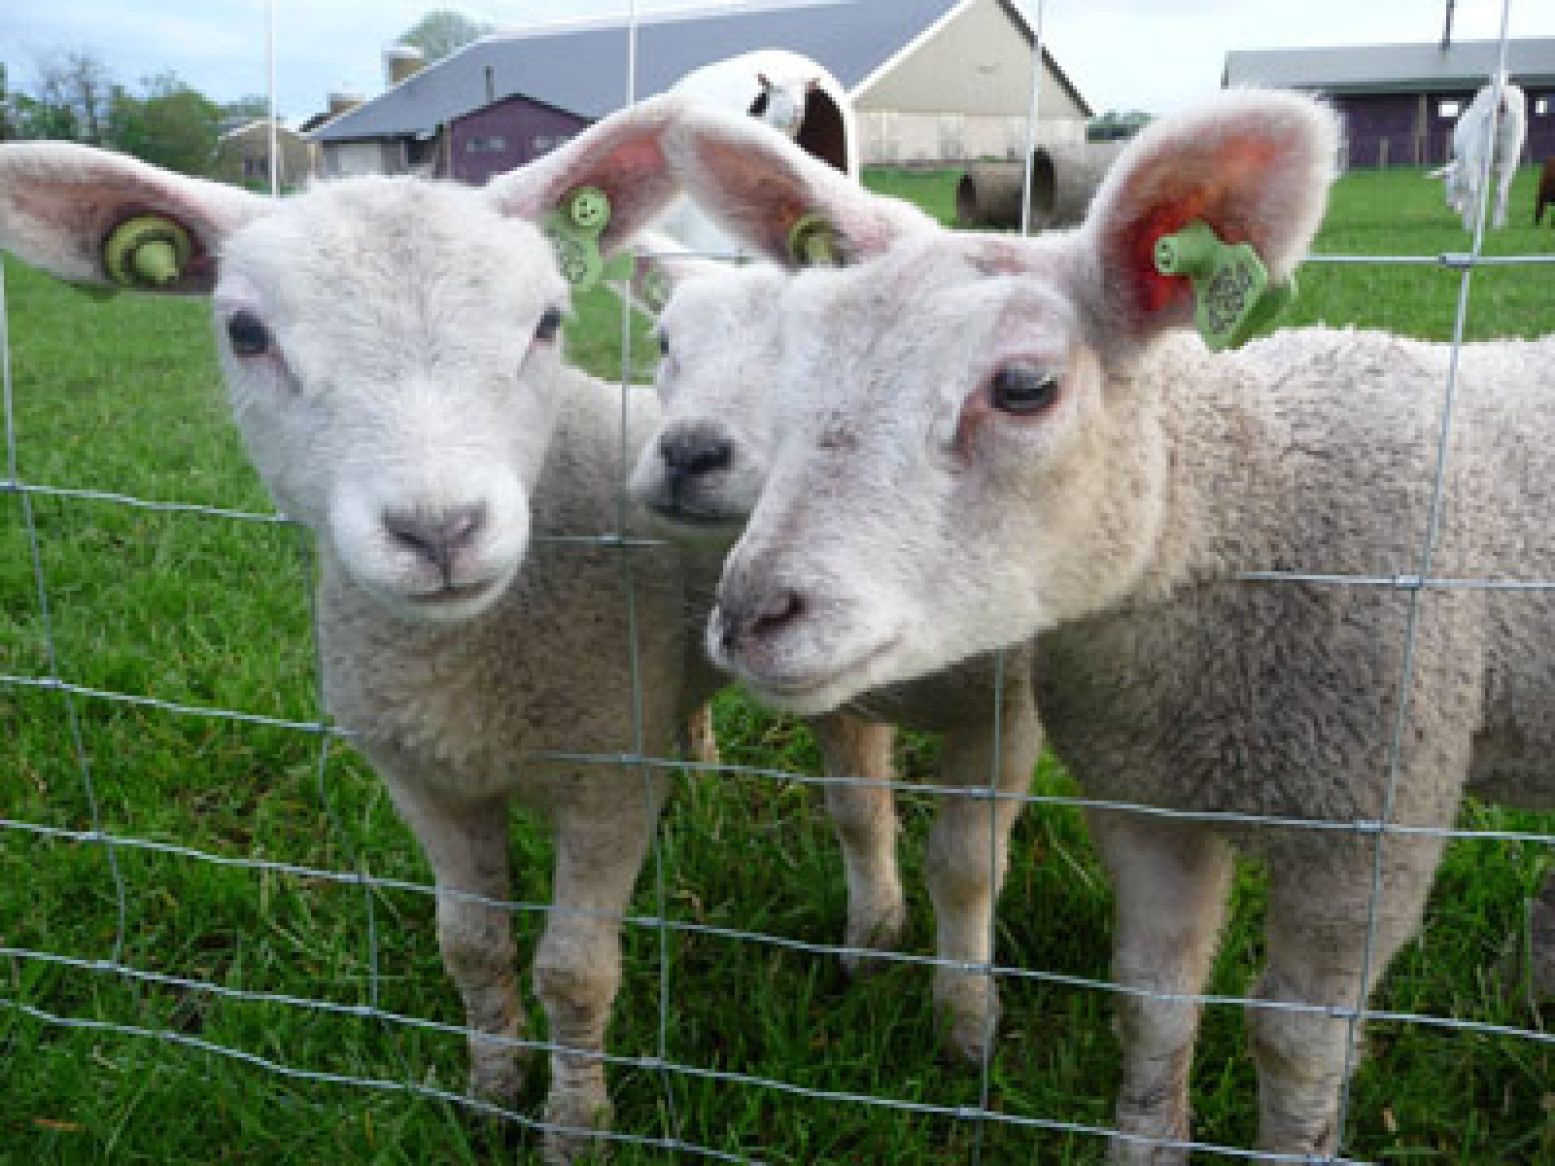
[1077, 88, 1339, 344]
[663, 106, 934, 268]
[485, 92, 689, 254]
[0, 141, 271, 293]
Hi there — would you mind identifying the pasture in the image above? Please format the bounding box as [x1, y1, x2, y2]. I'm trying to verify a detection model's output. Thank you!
[4, 163, 1555, 1163]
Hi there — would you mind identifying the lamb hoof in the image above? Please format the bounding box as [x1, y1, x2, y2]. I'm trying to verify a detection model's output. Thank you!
[940, 1011, 997, 1065]
[542, 1092, 614, 1164]
[840, 901, 907, 979]
[1107, 1140, 1190, 1166]
[468, 1050, 526, 1111]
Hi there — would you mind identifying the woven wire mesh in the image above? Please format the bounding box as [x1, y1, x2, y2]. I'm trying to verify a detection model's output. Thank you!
[4, 1, 1554, 1161]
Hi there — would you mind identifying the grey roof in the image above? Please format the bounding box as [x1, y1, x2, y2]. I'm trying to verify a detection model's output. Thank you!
[1224, 37, 1555, 94]
[315, 0, 1088, 143]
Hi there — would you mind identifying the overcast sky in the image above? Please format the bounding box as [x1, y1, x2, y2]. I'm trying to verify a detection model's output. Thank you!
[2, 0, 1552, 123]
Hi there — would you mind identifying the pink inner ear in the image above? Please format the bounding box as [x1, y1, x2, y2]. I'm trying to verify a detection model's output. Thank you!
[1127, 136, 1278, 317]
[689, 136, 808, 254]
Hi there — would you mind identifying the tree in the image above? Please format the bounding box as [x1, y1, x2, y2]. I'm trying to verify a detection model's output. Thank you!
[1087, 109, 1153, 143]
[7, 89, 79, 140]
[0, 63, 12, 141]
[108, 72, 221, 175]
[222, 94, 272, 122]
[31, 49, 115, 144]
[397, 9, 493, 63]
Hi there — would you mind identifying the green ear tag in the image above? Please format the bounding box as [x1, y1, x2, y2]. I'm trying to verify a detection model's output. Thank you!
[102, 214, 192, 289]
[1153, 220, 1294, 351]
[637, 266, 673, 314]
[543, 185, 613, 292]
[787, 213, 841, 268]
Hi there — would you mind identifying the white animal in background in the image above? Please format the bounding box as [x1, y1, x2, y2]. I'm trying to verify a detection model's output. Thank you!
[626, 247, 1042, 1058]
[0, 98, 724, 1164]
[660, 48, 857, 257]
[1430, 74, 1527, 230]
[662, 90, 1555, 1161]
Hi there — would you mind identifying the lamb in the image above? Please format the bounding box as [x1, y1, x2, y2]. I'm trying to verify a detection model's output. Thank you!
[0, 98, 728, 1163]
[657, 89, 1555, 1160]
[1535, 155, 1555, 225]
[660, 49, 856, 257]
[624, 248, 1042, 1057]
[1430, 74, 1527, 230]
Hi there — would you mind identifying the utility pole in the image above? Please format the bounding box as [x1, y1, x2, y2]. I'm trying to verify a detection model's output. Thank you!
[1441, 0, 1455, 50]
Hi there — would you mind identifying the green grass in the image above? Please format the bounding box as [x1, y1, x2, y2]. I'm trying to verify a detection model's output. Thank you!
[4, 164, 1555, 1164]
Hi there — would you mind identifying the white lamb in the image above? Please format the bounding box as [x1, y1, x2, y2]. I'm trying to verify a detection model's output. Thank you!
[660, 49, 857, 258]
[625, 247, 1042, 1057]
[1430, 74, 1527, 230]
[0, 98, 726, 1163]
[658, 90, 1555, 1160]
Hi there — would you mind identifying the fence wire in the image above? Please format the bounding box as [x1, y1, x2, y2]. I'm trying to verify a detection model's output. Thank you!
[3, 1, 1553, 1162]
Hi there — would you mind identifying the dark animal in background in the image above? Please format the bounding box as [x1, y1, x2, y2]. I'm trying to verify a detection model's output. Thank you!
[1536, 156, 1555, 225]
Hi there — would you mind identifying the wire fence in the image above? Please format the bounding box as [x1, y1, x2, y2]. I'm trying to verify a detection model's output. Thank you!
[4, 1, 1555, 1162]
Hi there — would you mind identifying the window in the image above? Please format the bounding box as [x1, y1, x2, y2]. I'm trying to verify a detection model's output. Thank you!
[530, 133, 574, 158]
[466, 135, 507, 154]
[1438, 99, 1461, 119]
[1538, 97, 1550, 117]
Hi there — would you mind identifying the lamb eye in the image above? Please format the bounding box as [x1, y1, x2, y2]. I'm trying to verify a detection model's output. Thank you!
[990, 365, 1059, 415]
[226, 310, 271, 357]
[534, 307, 564, 343]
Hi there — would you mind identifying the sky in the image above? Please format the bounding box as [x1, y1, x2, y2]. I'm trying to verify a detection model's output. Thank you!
[2, 0, 1553, 124]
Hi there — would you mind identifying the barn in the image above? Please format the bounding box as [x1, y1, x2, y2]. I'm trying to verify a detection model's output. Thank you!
[211, 119, 318, 190]
[1224, 37, 1555, 169]
[310, 0, 1091, 183]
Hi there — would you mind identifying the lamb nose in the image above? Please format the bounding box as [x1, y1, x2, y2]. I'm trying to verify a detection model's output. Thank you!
[660, 431, 733, 481]
[384, 504, 487, 573]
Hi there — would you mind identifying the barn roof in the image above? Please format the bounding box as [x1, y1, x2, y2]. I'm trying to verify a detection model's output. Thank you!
[1223, 37, 1555, 94]
[313, 0, 1088, 143]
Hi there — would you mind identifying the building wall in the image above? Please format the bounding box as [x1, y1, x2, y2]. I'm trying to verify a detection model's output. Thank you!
[1334, 87, 1555, 169]
[444, 95, 590, 185]
[213, 123, 318, 189]
[853, 0, 1087, 163]
[858, 110, 1084, 165]
[1520, 87, 1555, 160]
[321, 139, 405, 178]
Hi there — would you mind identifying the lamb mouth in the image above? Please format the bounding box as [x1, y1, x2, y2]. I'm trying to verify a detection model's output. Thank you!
[408, 578, 502, 607]
[647, 500, 744, 529]
[743, 635, 903, 710]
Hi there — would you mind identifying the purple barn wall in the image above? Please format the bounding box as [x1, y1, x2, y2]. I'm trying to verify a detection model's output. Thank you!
[1332, 88, 1555, 169]
[444, 95, 592, 186]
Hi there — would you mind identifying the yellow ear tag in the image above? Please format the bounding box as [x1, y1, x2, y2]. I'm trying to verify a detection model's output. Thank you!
[102, 215, 192, 289]
[787, 213, 842, 267]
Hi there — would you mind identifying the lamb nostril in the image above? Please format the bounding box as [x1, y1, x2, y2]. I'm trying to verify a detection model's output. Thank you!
[440, 503, 486, 548]
[751, 589, 804, 640]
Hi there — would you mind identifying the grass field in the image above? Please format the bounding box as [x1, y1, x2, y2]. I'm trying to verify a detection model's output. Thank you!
[4, 163, 1555, 1164]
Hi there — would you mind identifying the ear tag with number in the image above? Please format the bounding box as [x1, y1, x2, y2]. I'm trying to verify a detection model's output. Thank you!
[543, 185, 633, 293]
[1153, 220, 1294, 352]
